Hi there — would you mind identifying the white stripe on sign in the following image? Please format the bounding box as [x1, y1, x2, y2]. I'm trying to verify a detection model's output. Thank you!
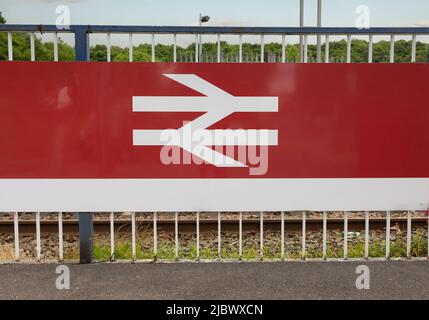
[0, 178, 428, 212]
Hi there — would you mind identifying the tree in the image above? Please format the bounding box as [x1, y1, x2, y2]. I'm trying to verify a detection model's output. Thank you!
[0, 12, 6, 24]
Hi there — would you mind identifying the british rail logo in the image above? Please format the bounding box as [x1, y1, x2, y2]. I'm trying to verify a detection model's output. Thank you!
[132, 74, 279, 175]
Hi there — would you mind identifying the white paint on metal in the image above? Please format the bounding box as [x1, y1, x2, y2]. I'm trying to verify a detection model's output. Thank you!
[365, 211, 369, 259]
[322, 211, 327, 259]
[346, 35, 351, 63]
[175, 211, 179, 259]
[218, 211, 221, 258]
[301, 211, 306, 259]
[110, 211, 114, 261]
[8, 32, 13, 61]
[260, 34, 264, 63]
[316, 0, 322, 62]
[368, 35, 373, 63]
[153, 211, 157, 259]
[217, 34, 221, 63]
[14, 212, 19, 260]
[299, 0, 304, 62]
[36, 211, 41, 261]
[281, 211, 285, 259]
[303, 35, 308, 63]
[196, 211, 200, 260]
[173, 34, 177, 63]
[260, 211, 264, 259]
[131, 211, 136, 260]
[195, 34, 199, 62]
[325, 35, 329, 63]
[107, 33, 111, 62]
[390, 35, 395, 63]
[129, 33, 133, 62]
[58, 212, 63, 261]
[53, 32, 59, 62]
[343, 211, 348, 260]
[30, 33, 35, 61]
[386, 210, 391, 259]
[239, 34, 243, 63]
[411, 35, 416, 63]
[239, 211, 242, 259]
[2, 179, 429, 212]
[151, 33, 155, 63]
[281, 35, 286, 63]
[406, 210, 411, 258]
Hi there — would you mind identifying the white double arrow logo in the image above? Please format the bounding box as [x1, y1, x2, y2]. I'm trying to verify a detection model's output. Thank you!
[132, 74, 278, 168]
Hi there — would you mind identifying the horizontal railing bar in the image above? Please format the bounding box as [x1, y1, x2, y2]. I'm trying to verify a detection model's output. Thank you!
[1, 25, 429, 35]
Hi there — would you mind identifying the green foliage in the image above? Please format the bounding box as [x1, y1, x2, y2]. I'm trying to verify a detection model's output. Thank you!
[1, 32, 428, 63]
[0, 12, 6, 24]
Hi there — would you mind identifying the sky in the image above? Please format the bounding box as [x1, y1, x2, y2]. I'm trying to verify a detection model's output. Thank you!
[1, 0, 429, 45]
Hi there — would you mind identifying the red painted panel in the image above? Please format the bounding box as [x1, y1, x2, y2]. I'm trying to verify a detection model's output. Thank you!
[0, 61, 429, 178]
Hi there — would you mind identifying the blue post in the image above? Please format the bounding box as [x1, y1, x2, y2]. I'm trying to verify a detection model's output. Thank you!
[74, 26, 93, 263]
[74, 25, 89, 61]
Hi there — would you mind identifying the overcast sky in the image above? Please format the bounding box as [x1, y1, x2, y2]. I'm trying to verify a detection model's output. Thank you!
[2, 0, 429, 45]
[2, 0, 429, 26]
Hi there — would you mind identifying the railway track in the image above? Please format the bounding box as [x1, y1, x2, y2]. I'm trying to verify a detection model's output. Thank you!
[1, 217, 427, 234]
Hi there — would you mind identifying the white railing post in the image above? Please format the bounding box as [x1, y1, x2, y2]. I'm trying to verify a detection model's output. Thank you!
[301, 211, 306, 260]
[390, 35, 395, 63]
[14, 212, 19, 261]
[30, 32, 35, 61]
[196, 211, 200, 260]
[368, 35, 373, 63]
[281, 35, 286, 63]
[106, 33, 111, 62]
[151, 33, 155, 62]
[239, 34, 243, 63]
[281, 211, 285, 259]
[175, 211, 179, 260]
[36, 211, 41, 261]
[8, 32, 13, 61]
[173, 34, 177, 63]
[131, 211, 136, 260]
[365, 211, 370, 259]
[325, 35, 330, 63]
[323, 211, 327, 260]
[386, 211, 391, 259]
[346, 34, 352, 63]
[239, 212, 243, 260]
[53, 32, 59, 62]
[406, 211, 412, 259]
[260, 211, 264, 260]
[58, 212, 63, 262]
[110, 211, 115, 261]
[217, 211, 221, 259]
[129, 33, 133, 62]
[343, 211, 348, 260]
[217, 34, 221, 63]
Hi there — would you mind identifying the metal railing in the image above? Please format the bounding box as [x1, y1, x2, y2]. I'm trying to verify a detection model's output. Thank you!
[1, 24, 429, 263]
[3, 211, 428, 262]
[1, 25, 429, 63]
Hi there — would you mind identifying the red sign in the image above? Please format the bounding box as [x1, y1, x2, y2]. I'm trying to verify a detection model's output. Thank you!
[0, 62, 428, 211]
